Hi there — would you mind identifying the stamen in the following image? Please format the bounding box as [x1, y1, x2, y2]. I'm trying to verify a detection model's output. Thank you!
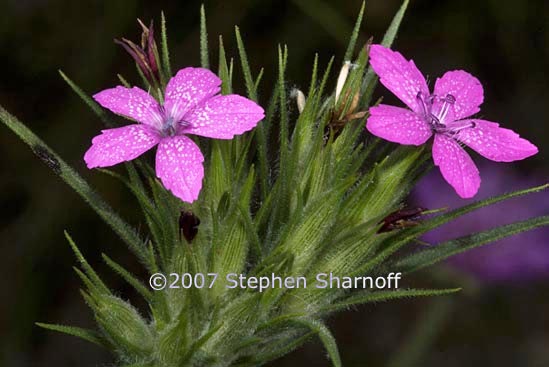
[445, 94, 456, 104]
[429, 113, 442, 127]
[436, 119, 476, 136]
[416, 91, 429, 118]
[436, 93, 455, 123]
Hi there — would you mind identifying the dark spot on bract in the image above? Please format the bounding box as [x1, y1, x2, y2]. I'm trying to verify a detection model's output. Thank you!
[32, 145, 61, 175]
[378, 207, 427, 233]
[179, 211, 200, 243]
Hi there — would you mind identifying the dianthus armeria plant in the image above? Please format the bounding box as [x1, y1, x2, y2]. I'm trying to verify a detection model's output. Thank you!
[1, 2, 547, 366]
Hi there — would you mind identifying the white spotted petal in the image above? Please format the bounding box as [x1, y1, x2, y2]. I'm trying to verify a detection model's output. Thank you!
[84, 124, 160, 168]
[93, 86, 164, 129]
[367, 104, 432, 145]
[183, 94, 265, 139]
[456, 119, 539, 162]
[432, 134, 481, 198]
[155, 135, 205, 203]
[164, 67, 222, 123]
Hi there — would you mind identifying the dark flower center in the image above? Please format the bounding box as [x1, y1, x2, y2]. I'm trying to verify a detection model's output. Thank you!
[416, 92, 475, 136]
[161, 116, 177, 137]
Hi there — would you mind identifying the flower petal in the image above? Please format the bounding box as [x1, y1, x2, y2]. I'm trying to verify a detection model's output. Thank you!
[182, 94, 264, 139]
[368, 44, 430, 113]
[433, 70, 484, 121]
[367, 104, 432, 145]
[432, 134, 481, 198]
[456, 119, 538, 162]
[84, 124, 160, 168]
[93, 86, 163, 128]
[164, 67, 222, 122]
[155, 135, 205, 203]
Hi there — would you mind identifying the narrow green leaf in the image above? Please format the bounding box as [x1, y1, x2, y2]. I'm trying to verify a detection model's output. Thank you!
[117, 74, 131, 88]
[277, 45, 289, 168]
[160, 11, 172, 77]
[200, 4, 210, 69]
[421, 184, 549, 232]
[36, 323, 107, 348]
[237, 201, 263, 259]
[102, 254, 153, 302]
[218, 36, 233, 95]
[343, 1, 365, 61]
[235, 26, 257, 101]
[381, 0, 409, 46]
[255, 83, 278, 201]
[0, 106, 150, 269]
[360, 0, 409, 107]
[65, 231, 110, 295]
[254, 67, 264, 91]
[73, 267, 98, 296]
[321, 288, 461, 313]
[291, 319, 341, 367]
[316, 56, 335, 106]
[308, 53, 319, 97]
[180, 323, 223, 364]
[59, 70, 114, 127]
[396, 215, 549, 273]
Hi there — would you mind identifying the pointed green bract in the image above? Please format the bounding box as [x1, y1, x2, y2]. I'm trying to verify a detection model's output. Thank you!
[343, 1, 366, 61]
[102, 253, 154, 302]
[235, 26, 258, 101]
[395, 215, 549, 273]
[291, 318, 342, 367]
[321, 288, 461, 313]
[200, 5, 210, 69]
[35, 323, 108, 348]
[160, 11, 172, 77]
[360, 0, 410, 108]
[218, 36, 233, 95]
[59, 70, 115, 127]
[66, 231, 111, 295]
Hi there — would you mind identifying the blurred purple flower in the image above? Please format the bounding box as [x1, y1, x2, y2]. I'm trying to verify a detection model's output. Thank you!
[411, 161, 549, 283]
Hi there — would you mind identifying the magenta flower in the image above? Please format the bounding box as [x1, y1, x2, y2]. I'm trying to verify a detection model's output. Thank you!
[84, 67, 264, 202]
[366, 45, 538, 198]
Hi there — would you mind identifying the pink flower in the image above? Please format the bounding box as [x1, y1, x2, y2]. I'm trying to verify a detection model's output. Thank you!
[84, 67, 264, 202]
[366, 45, 538, 198]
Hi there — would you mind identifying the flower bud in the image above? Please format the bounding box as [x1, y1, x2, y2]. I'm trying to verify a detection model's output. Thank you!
[291, 88, 306, 113]
[335, 61, 352, 104]
[115, 19, 162, 86]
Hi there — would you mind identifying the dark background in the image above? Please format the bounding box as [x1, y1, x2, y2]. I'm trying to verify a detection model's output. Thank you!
[1, 0, 548, 366]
